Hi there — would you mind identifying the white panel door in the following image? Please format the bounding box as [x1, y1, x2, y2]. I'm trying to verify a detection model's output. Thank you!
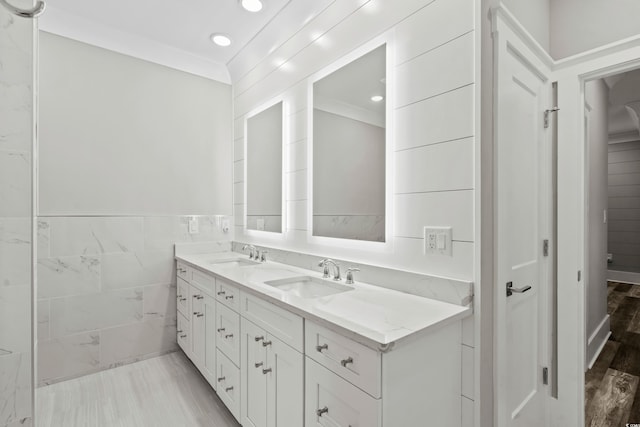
[494, 19, 552, 427]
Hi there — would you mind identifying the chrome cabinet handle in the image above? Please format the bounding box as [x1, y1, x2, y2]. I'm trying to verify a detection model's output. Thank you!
[225, 334, 234, 339]
[316, 343, 328, 352]
[316, 407, 328, 417]
[506, 281, 532, 297]
[225, 386, 234, 392]
[341, 357, 354, 367]
[176, 329, 183, 334]
[262, 340, 272, 347]
[179, 334, 187, 338]
[217, 376, 225, 382]
[194, 312, 203, 318]
[217, 327, 226, 332]
[255, 362, 263, 368]
[192, 294, 203, 299]
[254, 336, 264, 342]
[262, 368, 272, 375]
[179, 297, 187, 302]
[217, 291, 226, 296]
[225, 295, 234, 300]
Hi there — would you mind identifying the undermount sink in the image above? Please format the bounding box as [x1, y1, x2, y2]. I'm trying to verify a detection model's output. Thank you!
[209, 258, 260, 267]
[264, 276, 354, 298]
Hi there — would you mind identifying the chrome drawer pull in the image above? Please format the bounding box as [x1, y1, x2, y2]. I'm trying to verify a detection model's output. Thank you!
[217, 291, 226, 296]
[195, 313, 204, 318]
[262, 368, 272, 375]
[179, 334, 187, 338]
[177, 330, 183, 334]
[225, 334, 234, 339]
[197, 296, 204, 300]
[225, 386, 234, 392]
[217, 376, 225, 382]
[262, 340, 272, 347]
[255, 362, 263, 368]
[254, 336, 264, 342]
[316, 407, 328, 417]
[217, 328, 226, 333]
[179, 298, 187, 302]
[225, 295, 234, 300]
[341, 357, 354, 367]
[316, 343, 328, 352]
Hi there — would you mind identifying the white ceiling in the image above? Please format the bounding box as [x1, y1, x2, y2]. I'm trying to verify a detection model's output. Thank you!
[40, 0, 332, 83]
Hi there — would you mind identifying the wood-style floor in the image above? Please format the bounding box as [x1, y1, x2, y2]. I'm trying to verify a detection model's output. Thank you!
[36, 351, 240, 427]
[585, 281, 640, 426]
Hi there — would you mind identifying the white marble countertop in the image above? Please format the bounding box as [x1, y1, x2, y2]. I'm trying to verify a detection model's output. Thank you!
[175, 252, 471, 350]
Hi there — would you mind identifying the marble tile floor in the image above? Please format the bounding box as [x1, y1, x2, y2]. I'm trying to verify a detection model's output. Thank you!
[36, 351, 240, 427]
[585, 281, 640, 426]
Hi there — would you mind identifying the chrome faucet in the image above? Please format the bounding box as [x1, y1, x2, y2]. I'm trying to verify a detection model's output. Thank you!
[318, 259, 341, 281]
[345, 267, 360, 284]
[242, 244, 257, 259]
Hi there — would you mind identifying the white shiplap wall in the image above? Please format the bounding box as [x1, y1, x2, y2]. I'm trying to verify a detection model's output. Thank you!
[231, 0, 477, 424]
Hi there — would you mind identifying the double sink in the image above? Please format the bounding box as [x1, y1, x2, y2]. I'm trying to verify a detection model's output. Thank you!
[209, 257, 354, 299]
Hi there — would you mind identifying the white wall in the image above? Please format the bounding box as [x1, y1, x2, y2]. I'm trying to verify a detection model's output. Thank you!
[551, 0, 640, 59]
[231, 0, 477, 423]
[502, 0, 550, 51]
[39, 32, 233, 216]
[585, 79, 610, 364]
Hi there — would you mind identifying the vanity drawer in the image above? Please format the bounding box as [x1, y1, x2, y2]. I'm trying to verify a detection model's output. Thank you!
[305, 321, 381, 398]
[241, 291, 303, 352]
[305, 358, 381, 427]
[191, 268, 216, 295]
[216, 278, 240, 312]
[176, 261, 189, 281]
[176, 277, 190, 317]
[177, 312, 190, 356]
[216, 349, 241, 422]
[216, 302, 240, 365]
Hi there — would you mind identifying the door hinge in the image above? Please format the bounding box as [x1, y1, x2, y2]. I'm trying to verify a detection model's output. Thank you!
[543, 239, 549, 257]
[544, 107, 559, 128]
[543, 367, 549, 385]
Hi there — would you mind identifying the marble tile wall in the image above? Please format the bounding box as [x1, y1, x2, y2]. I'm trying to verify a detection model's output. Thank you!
[312, 215, 384, 242]
[0, 4, 35, 427]
[36, 215, 231, 385]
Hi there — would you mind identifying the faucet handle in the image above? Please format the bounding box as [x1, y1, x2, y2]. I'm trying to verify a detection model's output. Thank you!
[260, 251, 268, 262]
[345, 267, 360, 284]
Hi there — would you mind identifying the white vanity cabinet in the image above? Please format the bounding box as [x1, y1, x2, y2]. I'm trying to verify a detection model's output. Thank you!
[240, 315, 303, 427]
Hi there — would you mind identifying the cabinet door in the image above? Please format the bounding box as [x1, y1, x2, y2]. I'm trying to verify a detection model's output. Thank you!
[267, 334, 303, 427]
[305, 358, 381, 427]
[241, 318, 268, 427]
[177, 312, 190, 356]
[217, 349, 241, 422]
[190, 285, 205, 364]
[202, 295, 217, 387]
[177, 277, 189, 317]
[216, 302, 240, 364]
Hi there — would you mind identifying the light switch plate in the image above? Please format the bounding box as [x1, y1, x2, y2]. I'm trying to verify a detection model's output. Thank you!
[188, 216, 199, 234]
[423, 226, 452, 256]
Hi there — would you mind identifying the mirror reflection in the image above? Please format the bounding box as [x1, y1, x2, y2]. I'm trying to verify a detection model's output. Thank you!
[312, 44, 386, 242]
[246, 101, 283, 233]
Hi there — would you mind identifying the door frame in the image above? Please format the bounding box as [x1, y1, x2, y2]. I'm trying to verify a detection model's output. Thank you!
[492, 3, 640, 426]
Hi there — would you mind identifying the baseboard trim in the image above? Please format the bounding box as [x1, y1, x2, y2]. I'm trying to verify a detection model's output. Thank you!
[608, 270, 640, 285]
[586, 315, 611, 370]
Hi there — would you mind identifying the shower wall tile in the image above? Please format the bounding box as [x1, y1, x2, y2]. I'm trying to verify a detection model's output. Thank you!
[0, 218, 31, 287]
[37, 255, 100, 299]
[36, 214, 232, 384]
[0, 352, 31, 426]
[101, 249, 174, 290]
[38, 332, 100, 385]
[100, 318, 177, 369]
[48, 216, 144, 257]
[49, 288, 143, 338]
[0, 150, 31, 218]
[0, 285, 31, 355]
[142, 283, 177, 323]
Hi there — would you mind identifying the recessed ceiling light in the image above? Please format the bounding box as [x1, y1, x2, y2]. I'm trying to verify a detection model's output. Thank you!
[211, 33, 232, 47]
[371, 95, 384, 102]
[241, 0, 263, 12]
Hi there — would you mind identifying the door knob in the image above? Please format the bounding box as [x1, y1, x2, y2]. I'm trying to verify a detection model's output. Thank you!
[506, 281, 532, 297]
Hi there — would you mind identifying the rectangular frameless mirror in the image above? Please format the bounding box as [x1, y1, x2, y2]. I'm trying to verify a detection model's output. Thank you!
[246, 101, 284, 233]
[312, 44, 386, 242]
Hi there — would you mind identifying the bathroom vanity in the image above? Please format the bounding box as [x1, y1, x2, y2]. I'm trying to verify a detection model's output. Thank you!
[175, 250, 470, 427]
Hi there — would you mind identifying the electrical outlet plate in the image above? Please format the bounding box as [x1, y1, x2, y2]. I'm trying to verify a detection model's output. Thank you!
[423, 226, 452, 256]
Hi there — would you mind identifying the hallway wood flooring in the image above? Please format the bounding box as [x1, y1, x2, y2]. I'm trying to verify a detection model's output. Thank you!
[36, 351, 240, 427]
[585, 281, 640, 426]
